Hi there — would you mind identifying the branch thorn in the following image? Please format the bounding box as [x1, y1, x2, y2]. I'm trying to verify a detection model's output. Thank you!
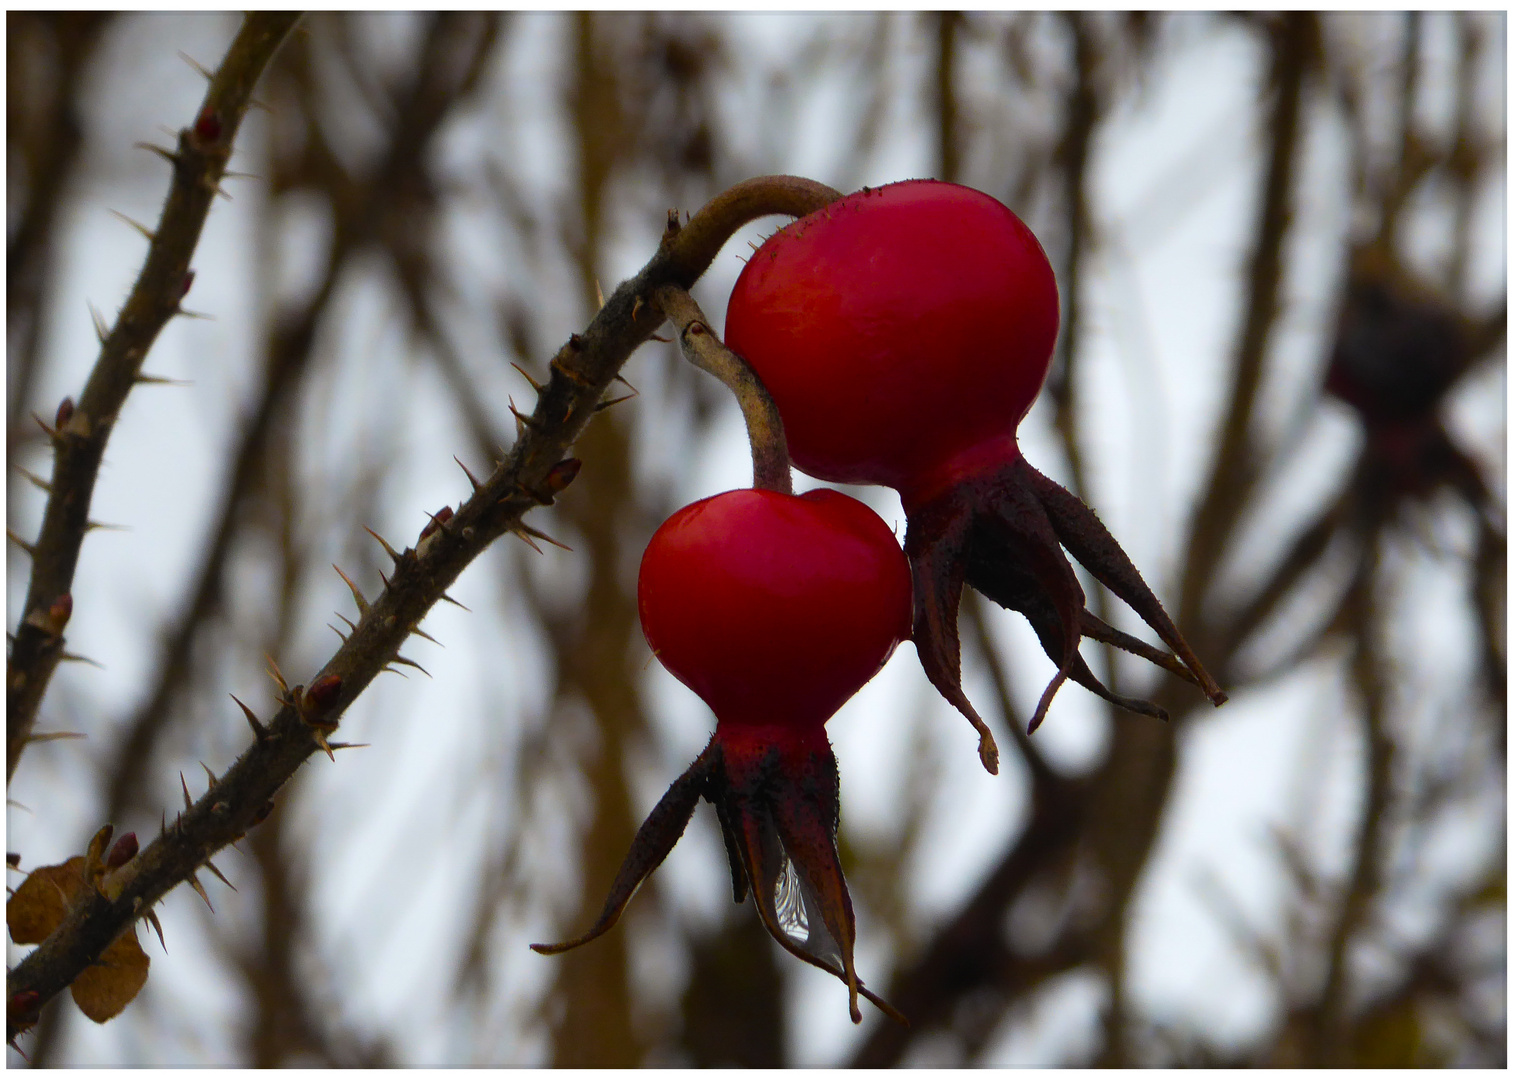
[510, 362, 544, 394]
[332, 564, 370, 616]
[187, 872, 214, 912]
[203, 860, 235, 892]
[108, 208, 157, 243]
[231, 695, 267, 740]
[144, 908, 166, 952]
[363, 526, 404, 564]
[88, 301, 110, 343]
[454, 455, 484, 493]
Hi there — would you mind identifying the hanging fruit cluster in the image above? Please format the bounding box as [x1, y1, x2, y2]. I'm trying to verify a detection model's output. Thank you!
[534, 178, 1225, 1023]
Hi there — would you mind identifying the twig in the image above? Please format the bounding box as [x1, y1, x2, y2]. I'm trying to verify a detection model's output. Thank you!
[6, 13, 302, 782]
[651, 285, 792, 494]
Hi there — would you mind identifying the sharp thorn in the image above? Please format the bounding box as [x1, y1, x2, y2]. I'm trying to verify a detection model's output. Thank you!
[594, 392, 637, 412]
[264, 653, 291, 697]
[647, 332, 674, 344]
[231, 695, 267, 739]
[134, 373, 192, 387]
[511, 528, 543, 554]
[311, 728, 336, 761]
[507, 398, 539, 431]
[409, 625, 441, 646]
[594, 276, 606, 309]
[326, 741, 370, 752]
[454, 455, 484, 492]
[332, 564, 370, 615]
[32, 413, 56, 439]
[222, 169, 261, 181]
[174, 306, 214, 320]
[133, 141, 180, 167]
[187, 873, 214, 912]
[510, 362, 545, 394]
[200, 761, 217, 791]
[335, 612, 358, 634]
[85, 520, 129, 533]
[381, 664, 408, 679]
[246, 96, 272, 114]
[203, 860, 235, 892]
[377, 567, 391, 590]
[177, 50, 213, 79]
[15, 467, 51, 493]
[108, 208, 156, 242]
[88, 301, 110, 343]
[439, 592, 469, 612]
[362, 526, 403, 564]
[612, 373, 637, 393]
[60, 652, 105, 668]
[518, 523, 572, 551]
[180, 772, 194, 812]
[327, 623, 348, 644]
[144, 908, 167, 952]
[25, 731, 85, 744]
[392, 654, 431, 678]
[6, 529, 35, 557]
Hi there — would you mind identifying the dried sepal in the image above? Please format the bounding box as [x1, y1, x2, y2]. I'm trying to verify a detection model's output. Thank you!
[531, 741, 717, 956]
[904, 443, 1226, 765]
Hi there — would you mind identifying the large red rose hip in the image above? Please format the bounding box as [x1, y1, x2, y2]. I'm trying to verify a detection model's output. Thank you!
[535, 487, 911, 1025]
[725, 180, 1059, 491]
[725, 180, 1225, 772]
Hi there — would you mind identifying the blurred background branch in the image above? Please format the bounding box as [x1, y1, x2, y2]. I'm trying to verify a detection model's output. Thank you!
[7, 11, 1503, 1066]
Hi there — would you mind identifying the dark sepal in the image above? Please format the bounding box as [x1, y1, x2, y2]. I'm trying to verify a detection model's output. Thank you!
[530, 738, 720, 955]
[1019, 456, 1227, 705]
[717, 739, 906, 1027]
[904, 494, 1000, 773]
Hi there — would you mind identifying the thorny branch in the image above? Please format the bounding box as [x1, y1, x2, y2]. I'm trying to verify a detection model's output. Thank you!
[5, 172, 842, 1040]
[103, 10, 503, 823]
[7, 13, 303, 781]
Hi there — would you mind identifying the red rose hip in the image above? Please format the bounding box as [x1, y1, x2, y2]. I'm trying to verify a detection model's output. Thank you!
[637, 487, 910, 730]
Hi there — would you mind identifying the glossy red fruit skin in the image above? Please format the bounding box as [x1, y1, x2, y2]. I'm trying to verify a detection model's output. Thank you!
[724, 179, 1060, 492]
[637, 488, 911, 731]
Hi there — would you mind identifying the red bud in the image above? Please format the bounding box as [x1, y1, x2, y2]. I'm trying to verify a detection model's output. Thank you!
[543, 458, 582, 498]
[106, 832, 139, 869]
[420, 505, 454, 541]
[180, 269, 196, 300]
[47, 593, 73, 633]
[55, 397, 75, 429]
[193, 107, 222, 144]
[304, 673, 343, 714]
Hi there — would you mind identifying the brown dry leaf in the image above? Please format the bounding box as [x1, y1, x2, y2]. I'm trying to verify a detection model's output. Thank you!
[70, 928, 150, 1023]
[5, 854, 151, 1023]
[6, 856, 85, 944]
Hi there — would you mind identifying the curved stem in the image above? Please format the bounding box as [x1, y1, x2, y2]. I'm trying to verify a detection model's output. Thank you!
[660, 175, 841, 279]
[653, 285, 793, 495]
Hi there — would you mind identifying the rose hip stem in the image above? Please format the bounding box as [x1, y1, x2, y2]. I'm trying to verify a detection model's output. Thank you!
[653, 284, 793, 495]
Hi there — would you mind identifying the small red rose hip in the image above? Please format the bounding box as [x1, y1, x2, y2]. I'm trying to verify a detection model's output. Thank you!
[636, 487, 911, 731]
[535, 486, 911, 1024]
